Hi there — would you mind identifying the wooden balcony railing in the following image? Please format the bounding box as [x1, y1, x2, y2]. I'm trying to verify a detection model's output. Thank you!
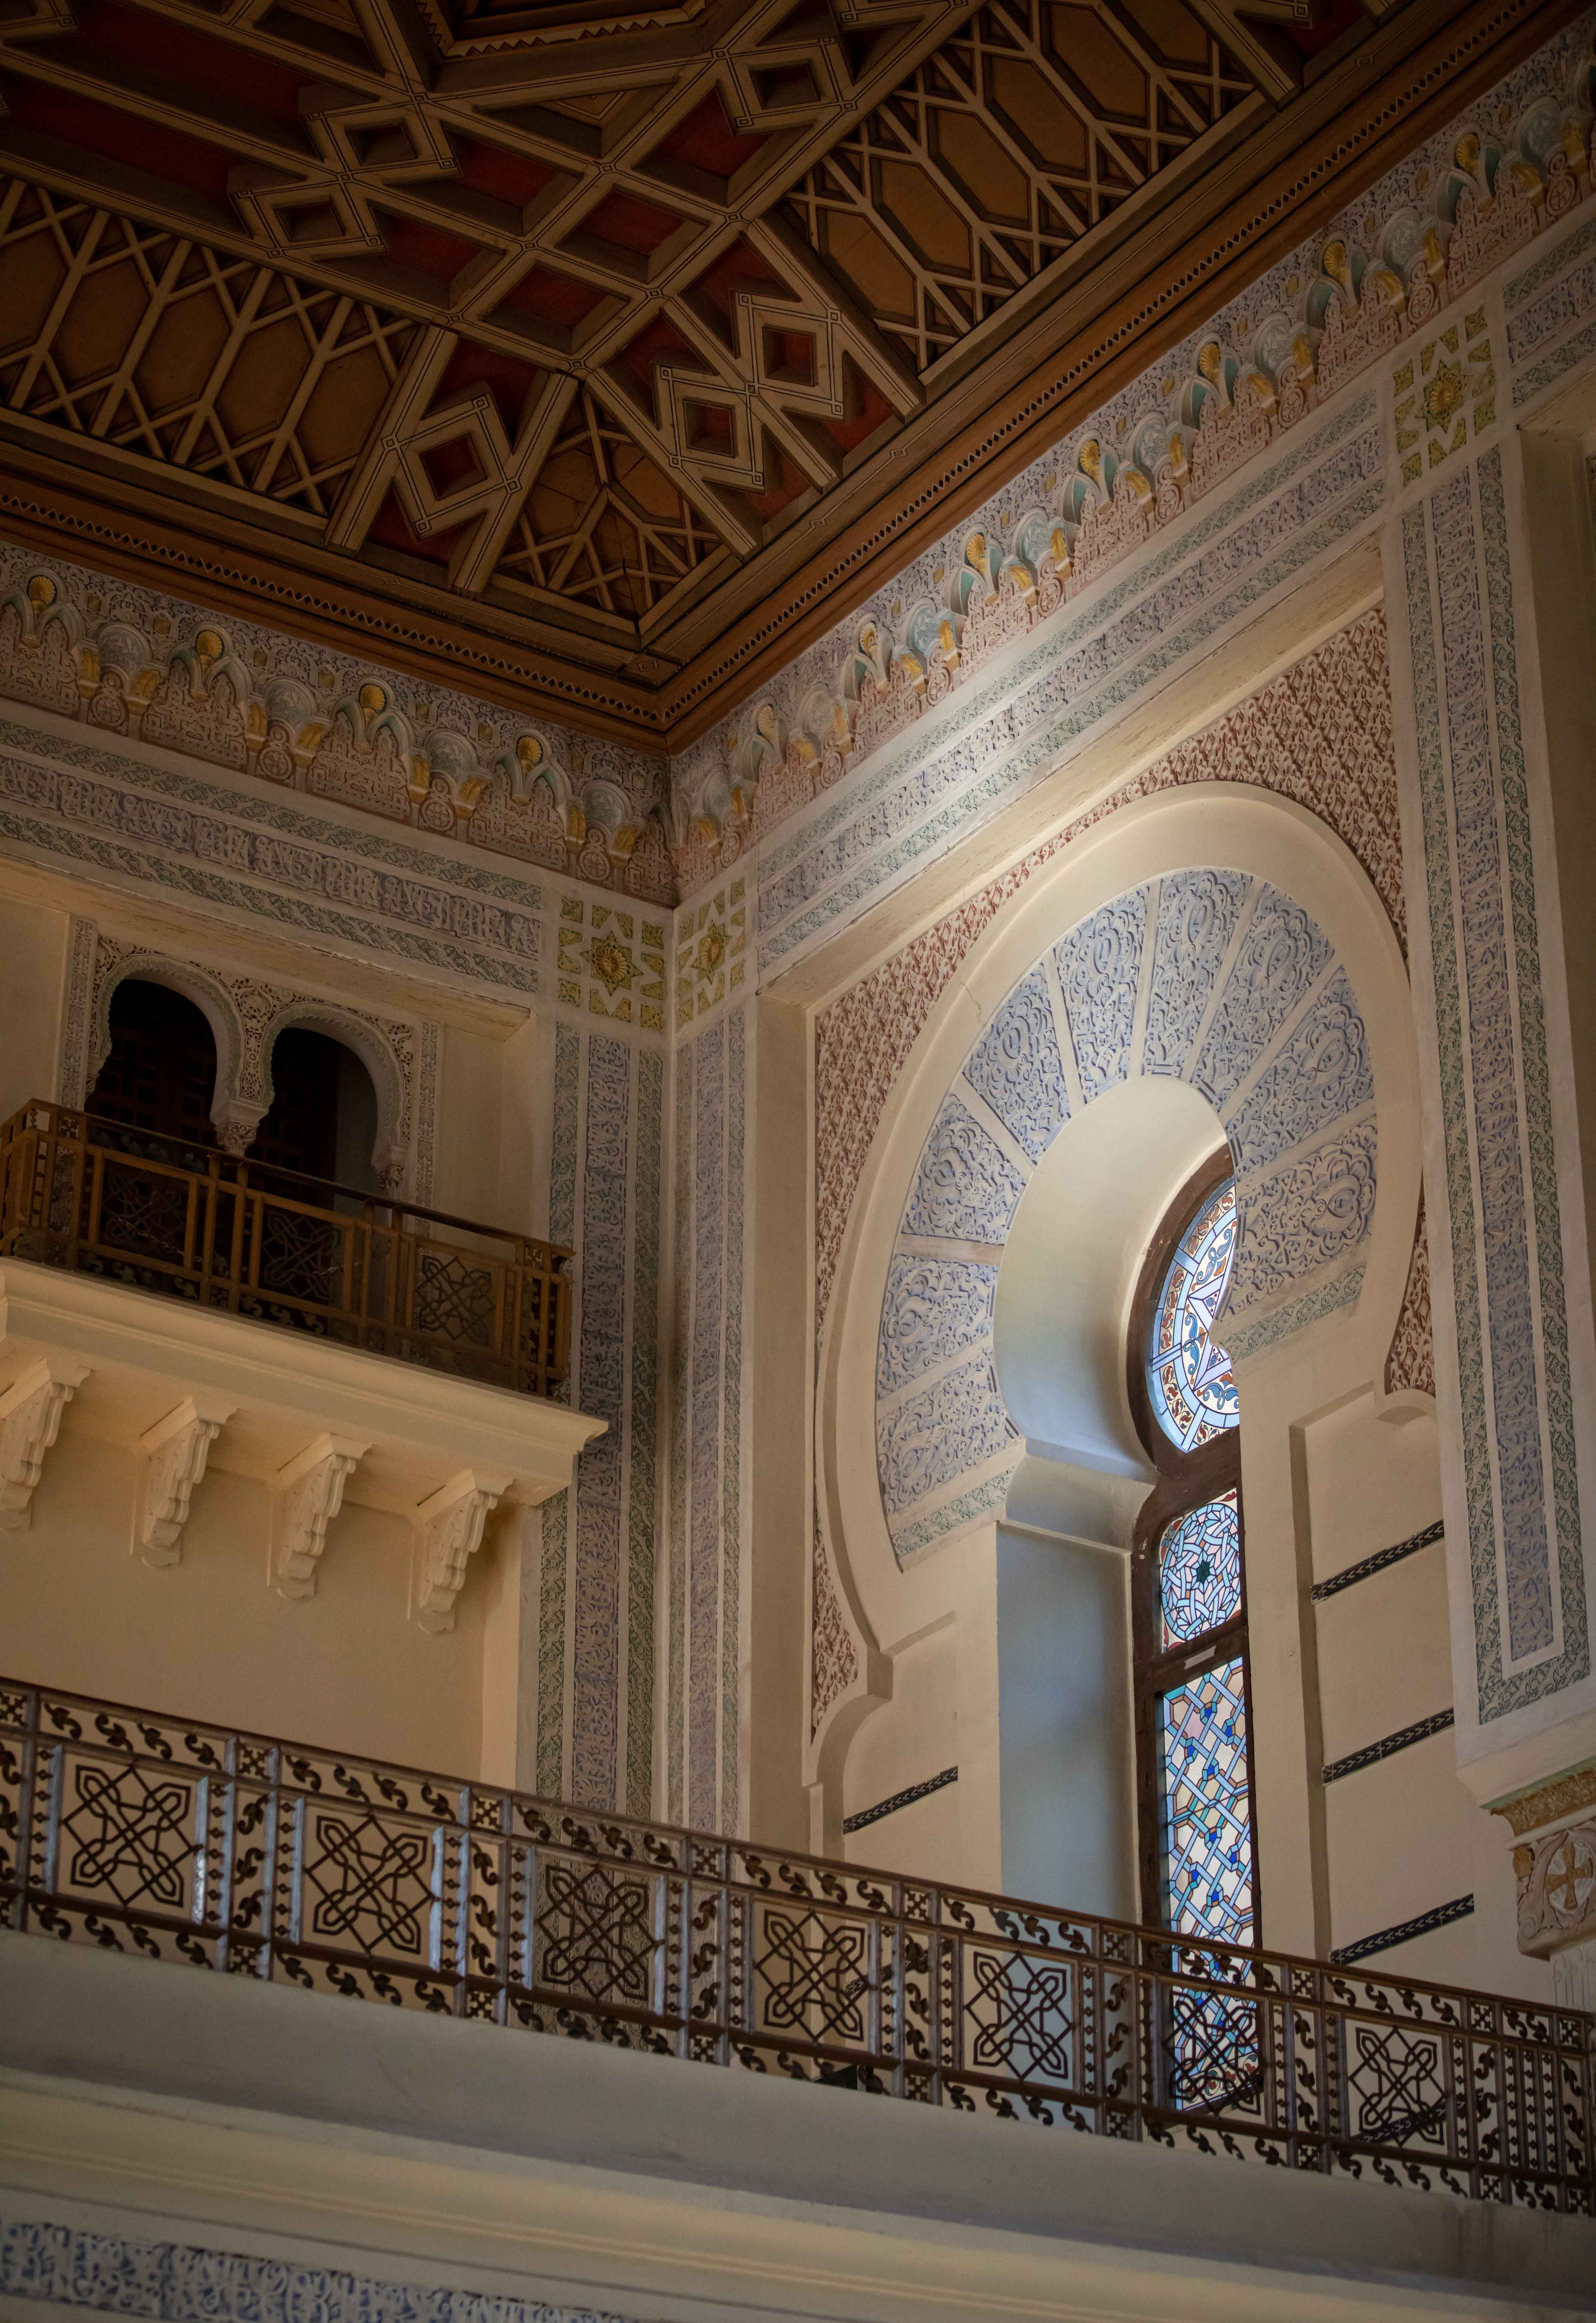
[0, 1099, 571, 1399]
[2, 1673, 1590, 2212]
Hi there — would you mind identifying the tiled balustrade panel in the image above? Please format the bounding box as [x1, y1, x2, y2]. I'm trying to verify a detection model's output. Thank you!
[0, 1680, 1589, 2210]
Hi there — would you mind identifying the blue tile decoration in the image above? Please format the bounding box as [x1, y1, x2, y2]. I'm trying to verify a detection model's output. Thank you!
[877, 1354, 1018, 1521]
[1143, 869, 1249, 1078]
[879, 872, 1378, 1562]
[963, 965, 1069, 1160]
[904, 1096, 1028, 1244]
[1226, 972, 1373, 1175]
[1193, 887, 1334, 1115]
[877, 1256, 1001, 1396]
[1053, 888, 1148, 1101]
[1404, 455, 1587, 1719]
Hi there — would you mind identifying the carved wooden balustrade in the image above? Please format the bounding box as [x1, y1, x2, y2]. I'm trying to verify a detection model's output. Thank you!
[2, 1675, 1589, 2211]
[0, 1100, 570, 1399]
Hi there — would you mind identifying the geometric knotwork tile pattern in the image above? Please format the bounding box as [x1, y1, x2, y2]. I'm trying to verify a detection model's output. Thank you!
[753, 1907, 871, 2045]
[534, 1861, 660, 2007]
[302, 1810, 437, 1957]
[59, 1761, 197, 1912]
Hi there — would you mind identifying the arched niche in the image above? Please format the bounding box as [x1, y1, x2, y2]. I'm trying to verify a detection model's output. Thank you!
[812, 785, 1422, 1888]
[87, 953, 245, 1141]
[259, 1004, 406, 1189]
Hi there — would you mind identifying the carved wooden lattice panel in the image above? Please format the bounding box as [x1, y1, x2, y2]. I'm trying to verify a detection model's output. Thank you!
[783, 0, 1255, 373]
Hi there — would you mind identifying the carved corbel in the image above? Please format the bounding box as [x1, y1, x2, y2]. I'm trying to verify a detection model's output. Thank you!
[411, 1469, 511, 1633]
[211, 1096, 268, 1157]
[133, 1393, 236, 1567]
[270, 1431, 369, 1599]
[0, 1355, 91, 1532]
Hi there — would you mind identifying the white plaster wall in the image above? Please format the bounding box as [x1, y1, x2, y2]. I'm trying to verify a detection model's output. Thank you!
[840, 1624, 958, 1878]
[0, 889, 69, 1120]
[995, 1523, 1135, 1920]
[1301, 1393, 1543, 1995]
[0, 1426, 492, 1774]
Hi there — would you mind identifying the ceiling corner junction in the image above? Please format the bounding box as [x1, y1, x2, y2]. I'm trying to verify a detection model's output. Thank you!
[0, 0, 1587, 902]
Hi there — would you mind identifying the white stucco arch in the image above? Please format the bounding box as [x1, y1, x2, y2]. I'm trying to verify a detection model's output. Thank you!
[258, 1003, 408, 1186]
[811, 785, 1423, 1906]
[87, 953, 247, 1141]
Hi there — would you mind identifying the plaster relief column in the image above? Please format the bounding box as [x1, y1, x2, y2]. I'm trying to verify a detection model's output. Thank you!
[1387, 434, 1596, 1967]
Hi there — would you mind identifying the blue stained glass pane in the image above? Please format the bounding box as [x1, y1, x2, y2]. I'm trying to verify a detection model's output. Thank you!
[1158, 1654, 1254, 1949]
[1147, 1179, 1240, 1452]
[1158, 1491, 1241, 1650]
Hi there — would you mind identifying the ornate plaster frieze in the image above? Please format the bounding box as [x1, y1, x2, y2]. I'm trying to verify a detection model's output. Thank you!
[872, 874, 1378, 1563]
[676, 16, 1596, 894]
[1494, 1761, 1596, 1837]
[0, 547, 672, 901]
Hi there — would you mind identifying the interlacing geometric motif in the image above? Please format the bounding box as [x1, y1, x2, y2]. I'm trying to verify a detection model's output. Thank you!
[59, 1762, 196, 1911]
[302, 1812, 435, 1957]
[1148, 1182, 1240, 1452]
[1348, 2023, 1449, 2146]
[1159, 1657, 1254, 1949]
[964, 1949, 1074, 2080]
[535, 1862, 659, 2007]
[755, 1909, 871, 2045]
[5, 1681, 1590, 2209]
[1158, 1494, 1242, 1649]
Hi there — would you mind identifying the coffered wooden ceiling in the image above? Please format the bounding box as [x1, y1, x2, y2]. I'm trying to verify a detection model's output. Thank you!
[0, 0, 1570, 743]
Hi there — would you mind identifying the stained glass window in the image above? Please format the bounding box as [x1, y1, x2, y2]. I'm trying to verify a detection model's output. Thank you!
[1158, 1655, 1255, 1948]
[1147, 1178, 1239, 1452]
[1157, 1491, 1241, 1650]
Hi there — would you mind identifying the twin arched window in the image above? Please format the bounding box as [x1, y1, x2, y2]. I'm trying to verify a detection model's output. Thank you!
[1129, 1159, 1257, 1949]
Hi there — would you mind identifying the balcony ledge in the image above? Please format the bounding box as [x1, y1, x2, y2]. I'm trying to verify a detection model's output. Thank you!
[0, 1255, 604, 1521]
[2, 1935, 1592, 2323]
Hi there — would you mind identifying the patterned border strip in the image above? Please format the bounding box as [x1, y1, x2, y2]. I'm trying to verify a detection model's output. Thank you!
[1312, 1519, 1445, 1601]
[1330, 1895, 1475, 1966]
[0, 2216, 630, 2323]
[842, 1766, 958, 1834]
[1322, 1709, 1455, 1785]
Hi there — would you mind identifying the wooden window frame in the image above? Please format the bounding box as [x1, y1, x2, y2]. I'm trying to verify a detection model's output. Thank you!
[1125, 1147, 1261, 1945]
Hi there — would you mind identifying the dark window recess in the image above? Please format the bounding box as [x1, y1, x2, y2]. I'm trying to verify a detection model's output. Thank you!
[253, 1029, 380, 1193]
[87, 980, 218, 1150]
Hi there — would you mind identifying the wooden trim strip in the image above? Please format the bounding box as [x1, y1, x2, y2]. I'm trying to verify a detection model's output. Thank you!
[1330, 1894, 1474, 1965]
[842, 1766, 958, 1834]
[1312, 1520, 1445, 1602]
[1321, 1709, 1455, 1784]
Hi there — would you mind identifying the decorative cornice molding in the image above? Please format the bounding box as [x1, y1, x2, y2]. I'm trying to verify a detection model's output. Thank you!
[1493, 1759, 1596, 1834]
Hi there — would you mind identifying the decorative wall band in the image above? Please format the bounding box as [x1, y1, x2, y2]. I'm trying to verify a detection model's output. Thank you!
[1330, 1895, 1475, 1967]
[1312, 1519, 1444, 1601]
[1322, 1709, 1455, 1784]
[843, 1767, 958, 1834]
[0, 2214, 629, 2323]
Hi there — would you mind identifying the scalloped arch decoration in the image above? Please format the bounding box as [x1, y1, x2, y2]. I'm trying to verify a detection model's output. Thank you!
[875, 870, 1376, 1561]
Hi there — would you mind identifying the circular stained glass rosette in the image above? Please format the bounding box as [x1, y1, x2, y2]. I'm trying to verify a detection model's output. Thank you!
[1158, 1491, 1242, 1648]
[1147, 1179, 1240, 1453]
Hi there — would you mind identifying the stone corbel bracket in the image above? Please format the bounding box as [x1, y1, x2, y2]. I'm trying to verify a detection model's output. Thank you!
[270, 1431, 370, 1599]
[0, 1354, 92, 1532]
[133, 1392, 237, 1568]
[1493, 1763, 1596, 1966]
[411, 1468, 511, 1634]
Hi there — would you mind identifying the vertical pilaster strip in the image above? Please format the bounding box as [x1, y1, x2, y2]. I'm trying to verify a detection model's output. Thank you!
[571, 1033, 630, 1808]
[1403, 458, 1587, 1727]
[537, 1021, 581, 1796]
[668, 1039, 692, 1823]
[57, 915, 97, 1107]
[689, 1020, 726, 1832]
[628, 1047, 664, 1818]
[1478, 450, 1585, 1684]
[721, 1002, 746, 1835]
